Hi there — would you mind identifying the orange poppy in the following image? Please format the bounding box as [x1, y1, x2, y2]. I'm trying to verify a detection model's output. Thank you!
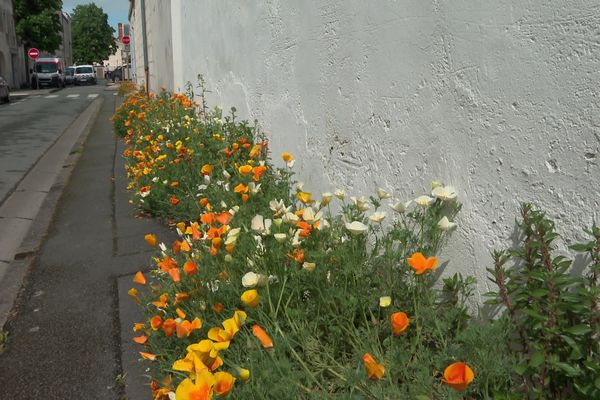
[168, 268, 181, 283]
[133, 271, 146, 285]
[216, 211, 232, 225]
[201, 212, 215, 225]
[200, 164, 213, 175]
[252, 324, 273, 349]
[157, 257, 177, 272]
[363, 353, 385, 380]
[252, 165, 267, 181]
[180, 241, 191, 252]
[390, 312, 410, 335]
[213, 303, 224, 313]
[139, 352, 156, 361]
[150, 315, 162, 330]
[144, 233, 157, 247]
[170, 196, 180, 206]
[443, 362, 474, 391]
[290, 249, 305, 264]
[407, 252, 438, 275]
[238, 165, 253, 175]
[213, 371, 236, 397]
[174, 292, 189, 304]
[133, 335, 148, 344]
[241, 290, 260, 308]
[163, 318, 176, 336]
[176, 308, 186, 319]
[176, 318, 202, 338]
[183, 260, 197, 276]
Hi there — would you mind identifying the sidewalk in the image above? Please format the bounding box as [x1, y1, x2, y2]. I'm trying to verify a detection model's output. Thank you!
[0, 92, 174, 399]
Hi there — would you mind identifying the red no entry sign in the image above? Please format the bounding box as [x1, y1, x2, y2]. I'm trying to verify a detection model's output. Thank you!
[122, 35, 131, 45]
[28, 48, 40, 59]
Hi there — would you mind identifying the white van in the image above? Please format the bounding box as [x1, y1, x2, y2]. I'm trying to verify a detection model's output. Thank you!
[74, 65, 97, 85]
[31, 57, 66, 88]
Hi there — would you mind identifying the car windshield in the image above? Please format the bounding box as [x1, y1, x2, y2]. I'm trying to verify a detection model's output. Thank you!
[66, 68, 74, 76]
[35, 63, 58, 73]
[76, 67, 93, 74]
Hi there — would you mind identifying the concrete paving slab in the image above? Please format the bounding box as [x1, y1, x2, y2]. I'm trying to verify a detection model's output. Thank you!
[118, 274, 151, 400]
[15, 171, 57, 193]
[0, 191, 47, 219]
[0, 218, 31, 263]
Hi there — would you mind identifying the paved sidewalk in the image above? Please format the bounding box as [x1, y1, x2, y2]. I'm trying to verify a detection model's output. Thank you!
[0, 92, 174, 399]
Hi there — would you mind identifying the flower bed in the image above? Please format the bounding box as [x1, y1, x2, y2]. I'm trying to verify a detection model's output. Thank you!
[114, 86, 600, 399]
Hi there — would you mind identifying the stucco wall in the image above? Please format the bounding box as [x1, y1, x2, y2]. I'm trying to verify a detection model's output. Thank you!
[172, 1, 600, 299]
[129, 0, 173, 91]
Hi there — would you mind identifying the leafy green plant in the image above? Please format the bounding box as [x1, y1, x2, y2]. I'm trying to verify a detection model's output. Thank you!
[487, 203, 600, 399]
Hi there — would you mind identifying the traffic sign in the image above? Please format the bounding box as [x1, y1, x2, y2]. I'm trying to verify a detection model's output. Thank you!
[122, 35, 131, 45]
[28, 48, 40, 59]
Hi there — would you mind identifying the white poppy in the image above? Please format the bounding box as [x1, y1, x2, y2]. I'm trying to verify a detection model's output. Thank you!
[302, 262, 316, 272]
[291, 230, 302, 247]
[351, 196, 371, 212]
[345, 221, 368, 235]
[377, 188, 391, 200]
[334, 189, 346, 200]
[431, 180, 443, 190]
[223, 170, 231, 180]
[269, 199, 289, 216]
[438, 216, 457, 231]
[225, 228, 241, 245]
[302, 207, 315, 222]
[431, 185, 457, 201]
[242, 272, 267, 288]
[204, 175, 211, 184]
[282, 212, 300, 223]
[379, 296, 392, 308]
[414, 195, 434, 208]
[390, 200, 411, 213]
[369, 211, 387, 223]
[249, 182, 261, 195]
[251, 215, 272, 235]
[321, 192, 333, 206]
[274, 233, 287, 243]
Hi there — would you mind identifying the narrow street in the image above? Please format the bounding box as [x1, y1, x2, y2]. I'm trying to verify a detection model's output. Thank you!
[0, 84, 109, 205]
[0, 83, 173, 399]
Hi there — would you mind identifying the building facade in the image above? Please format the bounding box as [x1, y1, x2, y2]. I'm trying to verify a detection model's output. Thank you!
[131, 1, 600, 298]
[0, 0, 26, 88]
[128, 0, 173, 91]
[55, 12, 73, 66]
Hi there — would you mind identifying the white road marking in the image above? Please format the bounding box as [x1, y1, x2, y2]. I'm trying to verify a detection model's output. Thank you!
[45, 95, 58, 98]
[87, 93, 99, 98]
[67, 94, 80, 98]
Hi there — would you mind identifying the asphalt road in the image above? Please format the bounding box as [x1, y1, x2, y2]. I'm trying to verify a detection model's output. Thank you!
[0, 82, 110, 205]
[0, 86, 174, 399]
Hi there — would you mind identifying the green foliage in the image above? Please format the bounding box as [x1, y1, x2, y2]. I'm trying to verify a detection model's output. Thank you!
[114, 81, 516, 398]
[71, 3, 116, 64]
[487, 204, 600, 399]
[13, 0, 62, 51]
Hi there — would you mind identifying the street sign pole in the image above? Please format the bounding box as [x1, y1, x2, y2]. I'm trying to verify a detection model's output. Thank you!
[28, 48, 40, 89]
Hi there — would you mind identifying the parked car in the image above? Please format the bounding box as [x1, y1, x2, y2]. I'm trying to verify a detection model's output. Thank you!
[65, 66, 75, 85]
[0, 75, 9, 103]
[110, 66, 123, 82]
[74, 65, 97, 85]
[31, 57, 66, 88]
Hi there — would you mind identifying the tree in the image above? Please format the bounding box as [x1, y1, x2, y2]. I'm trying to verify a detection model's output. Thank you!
[71, 3, 116, 64]
[13, 0, 63, 51]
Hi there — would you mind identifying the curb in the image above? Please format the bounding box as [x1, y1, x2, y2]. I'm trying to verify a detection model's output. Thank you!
[0, 97, 104, 330]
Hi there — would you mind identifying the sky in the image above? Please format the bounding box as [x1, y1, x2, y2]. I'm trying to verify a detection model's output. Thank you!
[62, 0, 129, 34]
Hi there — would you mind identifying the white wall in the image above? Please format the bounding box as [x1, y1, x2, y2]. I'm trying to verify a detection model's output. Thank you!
[171, 1, 600, 299]
[129, 0, 173, 91]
